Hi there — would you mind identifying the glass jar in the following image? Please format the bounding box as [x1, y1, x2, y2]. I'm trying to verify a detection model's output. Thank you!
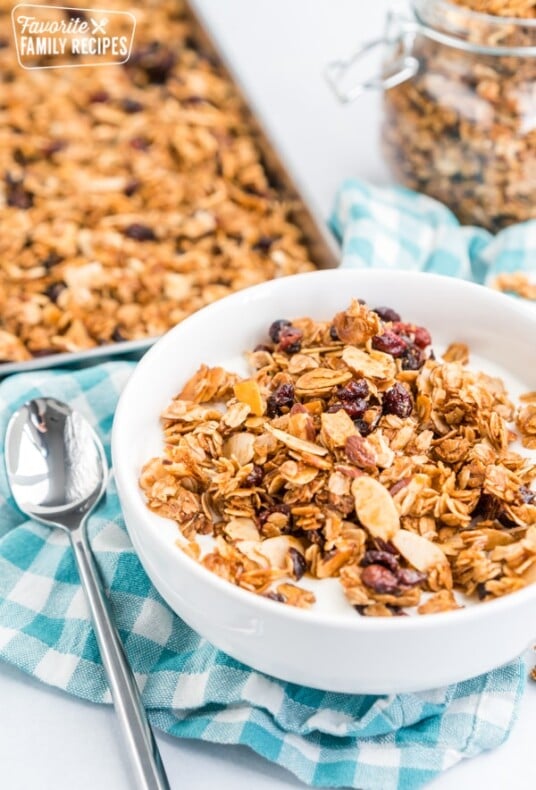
[327, 1, 536, 232]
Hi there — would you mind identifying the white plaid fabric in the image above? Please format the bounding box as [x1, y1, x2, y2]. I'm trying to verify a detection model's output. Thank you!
[0, 362, 526, 790]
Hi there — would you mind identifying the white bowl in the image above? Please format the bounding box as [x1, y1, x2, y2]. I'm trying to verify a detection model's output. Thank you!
[112, 270, 536, 693]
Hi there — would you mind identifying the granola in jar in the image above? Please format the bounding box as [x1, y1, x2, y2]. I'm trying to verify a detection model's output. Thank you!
[140, 299, 536, 617]
[382, 0, 536, 231]
[0, 0, 316, 364]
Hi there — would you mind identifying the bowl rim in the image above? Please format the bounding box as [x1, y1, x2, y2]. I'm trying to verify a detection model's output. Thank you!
[112, 268, 536, 632]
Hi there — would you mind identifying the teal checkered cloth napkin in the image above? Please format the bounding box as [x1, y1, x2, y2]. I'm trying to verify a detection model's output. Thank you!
[332, 179, 536, 289]
[0, 362, 526, 790]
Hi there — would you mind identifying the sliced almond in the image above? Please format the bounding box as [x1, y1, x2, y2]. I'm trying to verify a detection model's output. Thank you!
[224, 518, 260, 542]
[321, 410, 358, 448]
[392, 529, 449, 573]
[351, 476, 400, 540]
[279, 460, 319, 485]
[295, 367, 352, 396]
[222, 401, 250, 428]
[234, 379, 264, 416]
[265, 424, 328, 456]
[342, 346, 396, 382]
[223, 432, 255, 465]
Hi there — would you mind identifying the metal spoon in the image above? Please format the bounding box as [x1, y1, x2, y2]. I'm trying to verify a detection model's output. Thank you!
[5, 397, 170, 790]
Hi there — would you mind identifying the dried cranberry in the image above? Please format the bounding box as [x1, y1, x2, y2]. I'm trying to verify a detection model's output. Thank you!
[372, 331, 408, 357]
[31, 349, 56, 358]
[268, 319, 291, 343]
[289, 548, 306, 580]
[382, 383, 413, 418]
[42, 140, 66, 157]
[89, 90, 109, 103]
[476, 582, 489, 600]
[183, 96, 211, 106]
[373, 306, 401, 323]
[244, 464, 264, 488]
[278, 327, 303, 354]
[414, 326, 432, 349]
[253, 235, 275, 253]
[243, 183, 267, 197]
[265, 591, 285, 603]
[361, 550, 399, 574]
[329, 325, 339, 341]
[397, 568, 426, 588]
[44, 281, 66, 303]
[41, 252, 63, 270]
[121, 98, 144, 113]
[13, 148, 29, 166]
[266, 383, 295, 417]
[337, 379, 369, 401]
[6, 176, 33, 209]
[340, 399, 368, 419]
[129, 43, 176, 84]
[124, 178, 141, 197]
[401, 346, 424, 371]
[129, 136, 150, 151]
[124, 223, 156, 241]
[361, 564, 400, 594]
[111, 326, 126, 342]
[65, 9, 87, 21]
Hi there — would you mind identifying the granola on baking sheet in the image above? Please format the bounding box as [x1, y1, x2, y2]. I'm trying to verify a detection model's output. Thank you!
[0, 0, 314, 363]
[140, 299, 536, 616]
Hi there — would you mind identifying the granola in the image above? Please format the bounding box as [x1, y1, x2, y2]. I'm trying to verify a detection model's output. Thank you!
[492, 273, 536, 302]
[0, 0, 314, 363]
[140, 299, 536, 616]
[450, 0, 536, 17]
[382, 0, 536, 232]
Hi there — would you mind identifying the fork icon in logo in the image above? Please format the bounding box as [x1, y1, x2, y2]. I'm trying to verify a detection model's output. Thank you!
[90, 16, 108, 34]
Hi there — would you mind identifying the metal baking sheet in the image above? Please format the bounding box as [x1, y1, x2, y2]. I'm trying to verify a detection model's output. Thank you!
[0, 0, 339, 378]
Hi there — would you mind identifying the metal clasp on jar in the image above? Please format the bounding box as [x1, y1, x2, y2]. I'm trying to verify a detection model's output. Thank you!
[326, 12, 419, 103]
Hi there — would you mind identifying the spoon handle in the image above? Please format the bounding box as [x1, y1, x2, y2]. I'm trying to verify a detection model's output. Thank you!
[70, 525, 171, 790]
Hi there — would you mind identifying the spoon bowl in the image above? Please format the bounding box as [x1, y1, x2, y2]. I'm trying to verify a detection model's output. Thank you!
[5, 397, 107, 527]
[5, 397, 170, 790]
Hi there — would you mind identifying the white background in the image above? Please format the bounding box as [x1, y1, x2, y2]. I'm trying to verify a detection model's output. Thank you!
[1, 1, 534, 788]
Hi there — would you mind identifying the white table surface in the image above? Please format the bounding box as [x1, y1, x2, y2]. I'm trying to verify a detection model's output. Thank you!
[1, 1, 534, 788]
